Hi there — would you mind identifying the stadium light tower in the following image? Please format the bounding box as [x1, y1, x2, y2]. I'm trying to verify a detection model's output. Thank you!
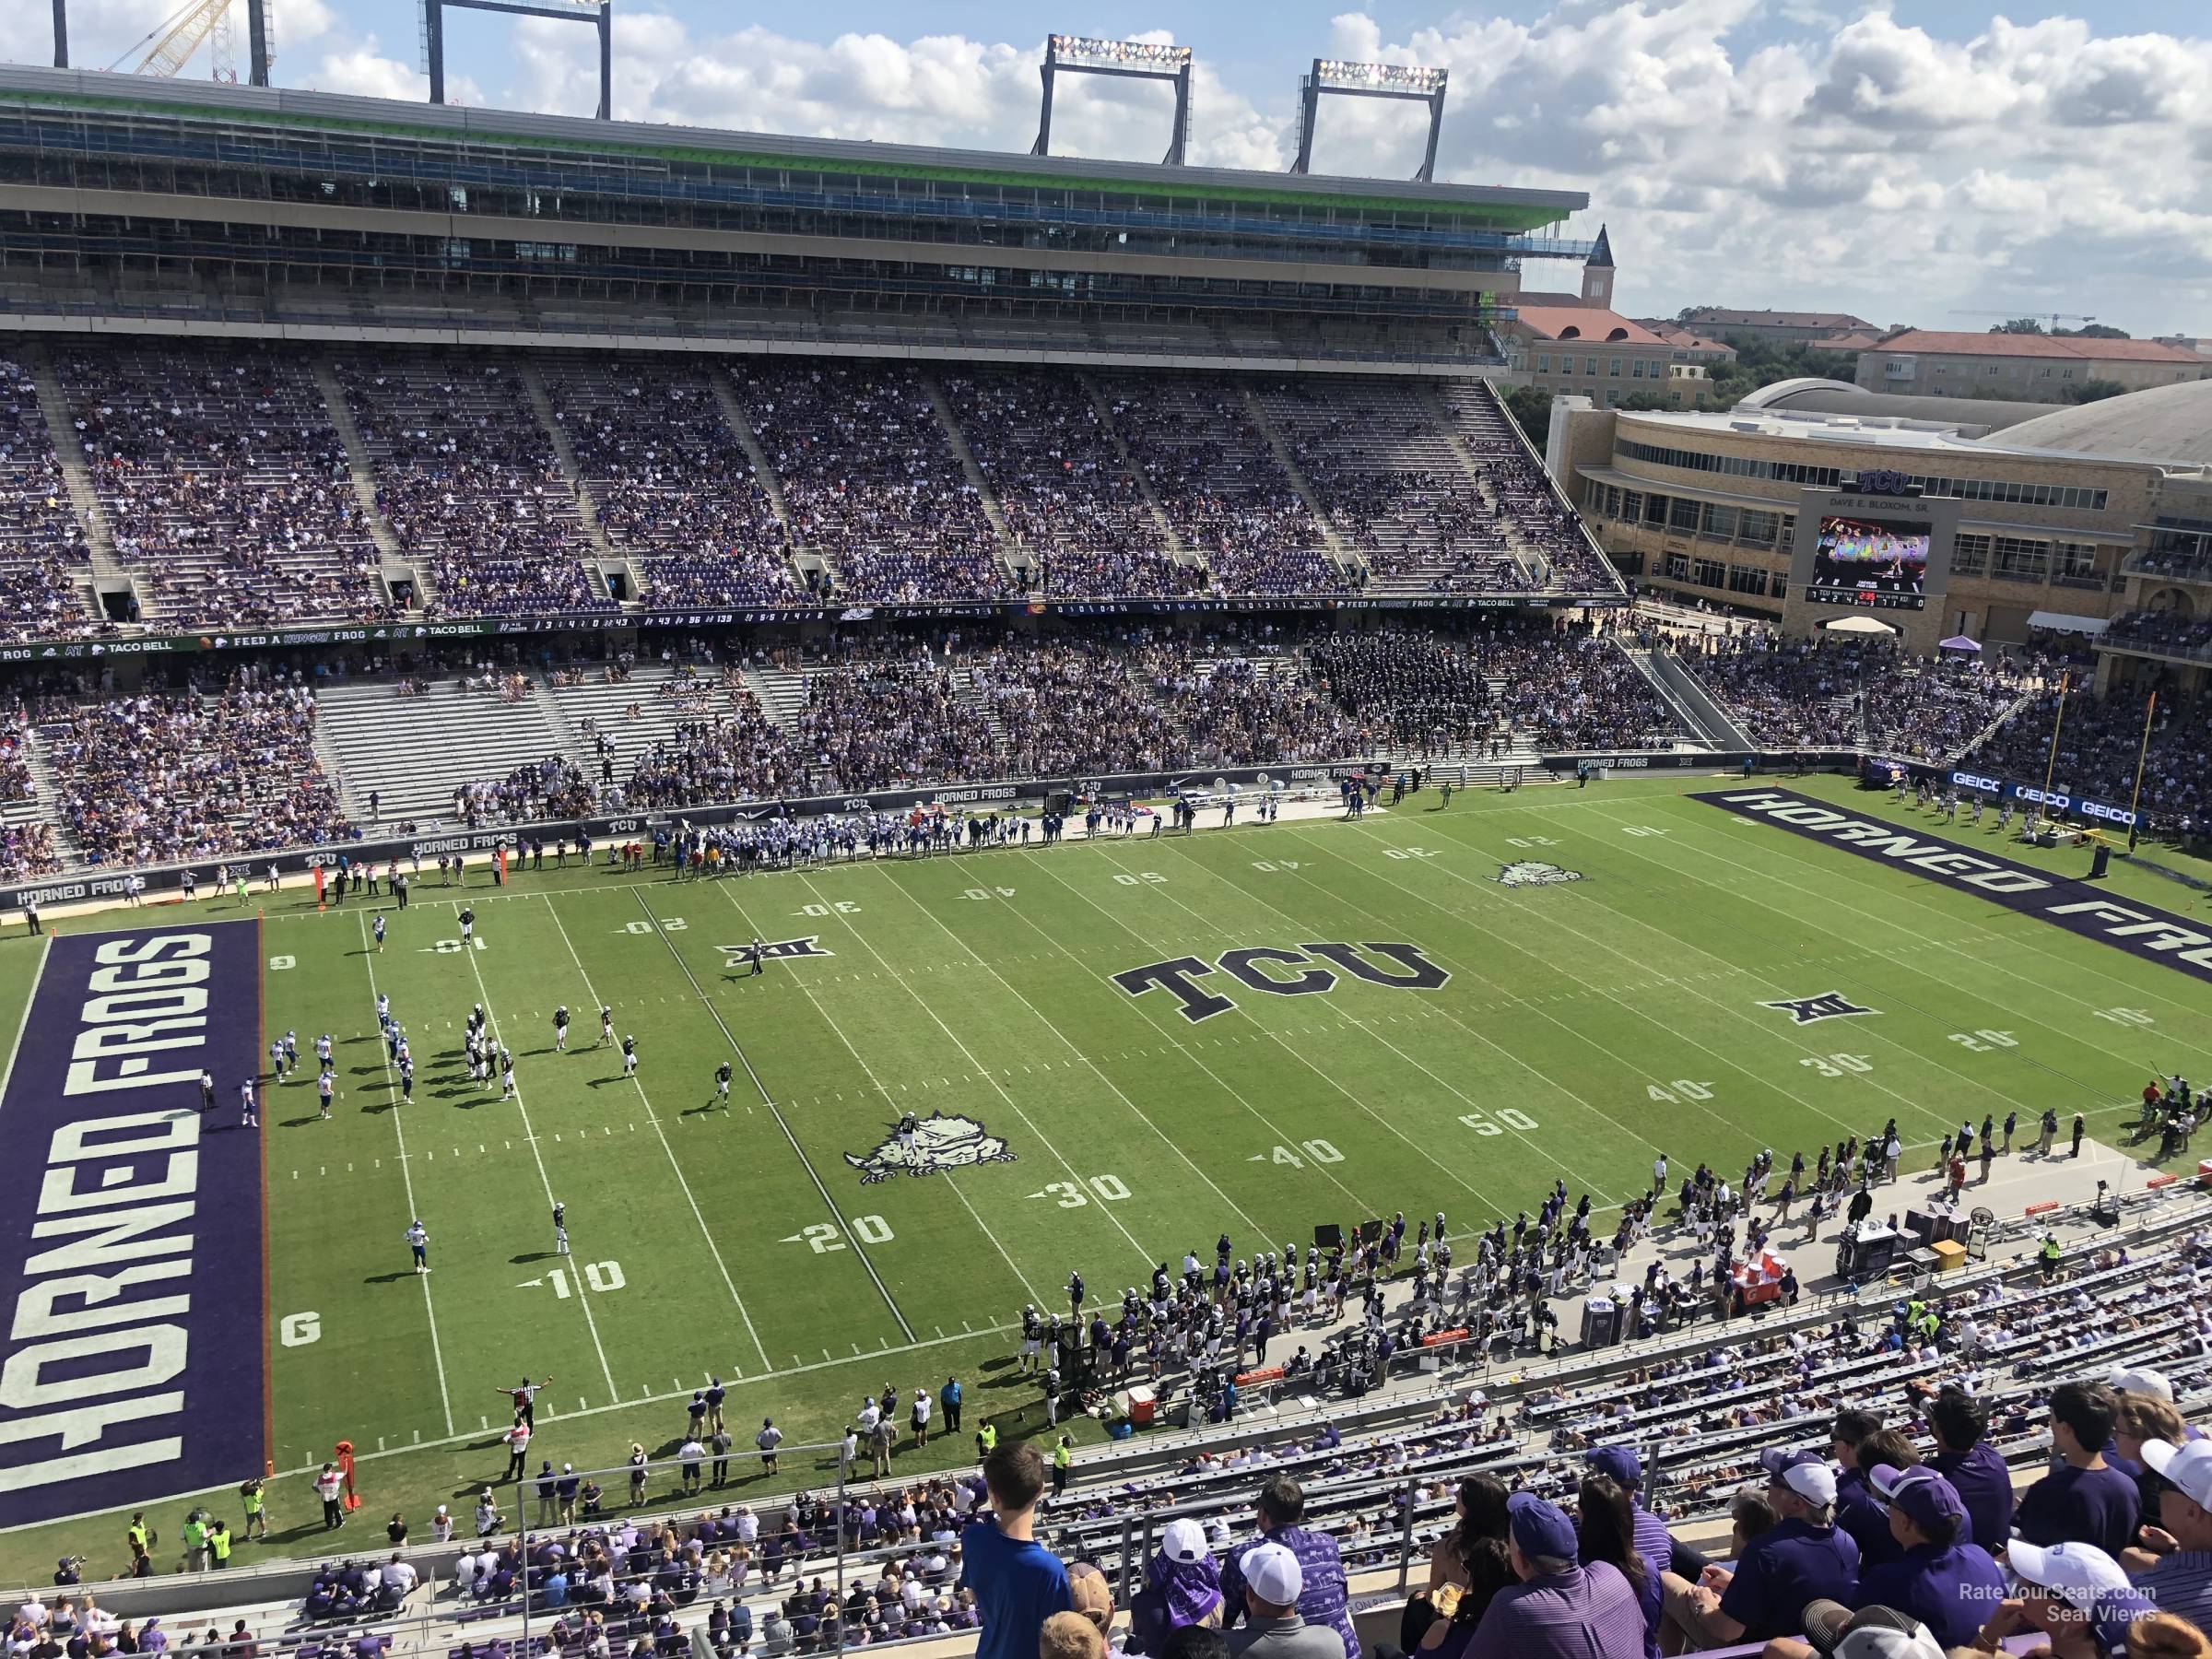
[420, 0, 612, 119]
[1032, 35, 1194, 167]
[1292, 59, 1448, 182]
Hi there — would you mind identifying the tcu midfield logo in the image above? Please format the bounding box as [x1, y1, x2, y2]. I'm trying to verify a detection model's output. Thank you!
[1114, 941, 1449, 1023]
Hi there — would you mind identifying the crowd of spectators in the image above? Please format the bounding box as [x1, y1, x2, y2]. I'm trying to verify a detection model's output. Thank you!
[1682, 636, 2028, 760]
[43, 667, 356, 866]
[794, 650, 998, 796]
[62, 344, 388, 627]
[455, 757, 598, 829]
[735, 363, 1012, 606]
[1975, 680, 2212, 833]
[336, 358, 615, 618]
[0, 357, 106, 641]
[619, 690, 806, 812]
[939, 372, 1199, 601]
[0, 698, 59, 879]
[1483, 623, 1679, 751]
[2105, 611, 2212, 664]
[547, 363, 802, 609]
[1305, 631, 1493, 754]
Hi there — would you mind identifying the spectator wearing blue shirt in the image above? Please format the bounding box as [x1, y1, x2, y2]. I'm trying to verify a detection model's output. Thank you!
[1659, 1448, 1859, 1649]
[1853, 1467, 2005, 1648]
[2017, 1382, 2142, 1559]
[940, 1376, 964, 1434]
[1583, 1446, 1675, 1597]
[1926, 1385, 2015, 1553]
[1221, 1477, 1359, 1659]
[2129, 1439, 2212, 1632]
[1986, 1540, 2159, 1657]
[959, 1441, 1072, 1659]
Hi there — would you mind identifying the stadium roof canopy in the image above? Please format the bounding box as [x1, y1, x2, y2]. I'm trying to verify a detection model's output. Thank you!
[1987, 379, 2212, 469]
[0, 65, 1587, 229]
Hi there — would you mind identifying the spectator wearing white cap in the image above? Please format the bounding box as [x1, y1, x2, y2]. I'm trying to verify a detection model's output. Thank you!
[1130, 1518, 1222, 1654]
[1660, 1449, 1859, 1650]
[1459, 1492, 1645, 1659]
[2127, 1439, 2212, 1630]
[1779, 1600, 1947, 1659]
[1220, 1477, 1358, 1659]
[1851, 1467, 2004, 1648]
[2018, 1382, 2143, 1559]
[1226, 1543, 1335, 1659]
[1971, 1539, 2157, 1658]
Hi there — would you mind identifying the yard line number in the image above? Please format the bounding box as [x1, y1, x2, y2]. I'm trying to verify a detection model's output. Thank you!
[2094, 1007, 2154, 1027]
[1113, 872, 1167, 887]
[793, 1217, 895, 1253]
[1459, 1109, 1539, 1135]
[1799, 1053, 1874, 1077]
[1264, 1140, 1344, 1168]
[799, 901, 861, 917]
[1037, 1175, 1132, 1207]
[1645, 1079, 1714, 1103]
[1382, 846, 1437, 861]
[618, 917, 688, 934]
[1947, 1030, 2018, 1053]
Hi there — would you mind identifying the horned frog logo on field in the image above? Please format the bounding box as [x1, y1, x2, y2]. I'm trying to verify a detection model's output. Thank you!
[844, 1112, 1016, 1184]
[1494, 861, 1584, 887]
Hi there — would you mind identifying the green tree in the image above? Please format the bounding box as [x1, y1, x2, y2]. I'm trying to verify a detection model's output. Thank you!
[1990, 318, 2047, 335]
[1500, 383, 1552, 454]
[1616, 392, 1674, 411]
[1706, 341, 1860, 406]
[2059, 324, 2130, 338]
[2062, 379, 2128, 404]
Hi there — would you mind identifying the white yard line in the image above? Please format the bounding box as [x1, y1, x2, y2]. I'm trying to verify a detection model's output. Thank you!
[454, 931, 621, 1402]
[863, 864, 1272, 1238]
[787, 870, 1159, 1276]
[1384, 813, 2053, 1124]
[355, 910, 458, 1438]
[1280, 822, 1914, 1145]
[1013, 856, 1394, 1219]
[539, 893, 772, 1376]
[639, 885, 919, 1340]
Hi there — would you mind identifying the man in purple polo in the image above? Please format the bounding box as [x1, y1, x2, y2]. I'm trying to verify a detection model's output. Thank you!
[1660, 1448, 1859, 1649]
[1853, 1467, 2005, 1649]
[1462, 1492, 1645, 1659]
[1924, 1385, 2014, 1552]
[1219, 1477, 1357, 1659]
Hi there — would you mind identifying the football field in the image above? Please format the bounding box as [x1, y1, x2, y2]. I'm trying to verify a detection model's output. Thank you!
[3, 771, 2208, 1576]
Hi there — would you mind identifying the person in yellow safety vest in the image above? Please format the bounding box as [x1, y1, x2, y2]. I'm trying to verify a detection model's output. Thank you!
[209, 1519, 232, 1569]
[241, 1477, 268, 1539]
[975, 1422, 997, 1465]
[125, 1513, 151, 1555]
[1052, 1437, 1073, 1500]
[180, 1512, 208, 1572]
[2041, 1234, 2062, 1285]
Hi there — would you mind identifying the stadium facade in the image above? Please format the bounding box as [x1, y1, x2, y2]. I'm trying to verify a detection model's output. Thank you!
[1552, 377, 2212, 694]
[0, 65, 1589, 371]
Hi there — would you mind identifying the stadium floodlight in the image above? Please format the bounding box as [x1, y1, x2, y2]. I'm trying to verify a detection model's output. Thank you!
[1293, 57, 1449, 182]
[420, 0, 613, 120]
[1032, 33, 1194, 167]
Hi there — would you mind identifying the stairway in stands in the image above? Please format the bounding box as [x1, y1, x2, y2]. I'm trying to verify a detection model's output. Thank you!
[9, 732, 81, 866]
[741, 664, 807, 737]
[943, 661, 1009, 758]
[317, 679, 568, 829]
[540, 665, 723, 780]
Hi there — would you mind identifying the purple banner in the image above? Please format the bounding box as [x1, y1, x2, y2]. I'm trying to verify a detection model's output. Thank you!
[0, 921, 266, 1526]
[1693, 788, 2212, 988]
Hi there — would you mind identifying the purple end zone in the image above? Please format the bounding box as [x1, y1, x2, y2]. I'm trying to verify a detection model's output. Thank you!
[0, 920, 265, 1527]
[1694, 787, 2212, 987]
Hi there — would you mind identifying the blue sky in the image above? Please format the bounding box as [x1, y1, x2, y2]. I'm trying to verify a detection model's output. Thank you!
[6, 1, 2209, 335]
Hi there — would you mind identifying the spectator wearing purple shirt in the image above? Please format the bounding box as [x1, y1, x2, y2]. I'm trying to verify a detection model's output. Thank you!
[1926, 1385, 2015, 1553]
[1829, 1410, 1890, 1568]
[1660, 1449, 1859, 1649]
[2017, 1382, 2142, 1559]
[1853, 1467, 2005, 1649]
[1220, 1477, 1358, 1659]
[1461, 1493, 1644, 1659]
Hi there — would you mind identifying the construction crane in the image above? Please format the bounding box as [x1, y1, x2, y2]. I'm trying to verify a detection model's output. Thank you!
[106, 0, 272, 83]
[1947, 309, 2099, 333]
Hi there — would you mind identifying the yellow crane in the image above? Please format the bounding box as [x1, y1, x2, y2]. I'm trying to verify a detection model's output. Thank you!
[109, 0, 272, 82]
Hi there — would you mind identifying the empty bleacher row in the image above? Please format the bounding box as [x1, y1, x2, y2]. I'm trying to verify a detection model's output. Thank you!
[36, 1186, 2212, 1659]
[2, 339, 1619, 629]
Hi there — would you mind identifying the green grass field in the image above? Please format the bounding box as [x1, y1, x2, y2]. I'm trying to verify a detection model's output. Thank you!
[3, 771, 2209, 1582]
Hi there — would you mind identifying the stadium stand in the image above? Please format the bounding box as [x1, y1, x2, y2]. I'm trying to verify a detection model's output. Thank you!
[334, 354, 616, 618]
[0, 356, 105, 641]
[542, 361, 803, 609]
[1674, 636, 2031, 761]
[58, 343, 388, 628]
[733, 361, 1012, 605]
[40, 671, 353, 865]
[1973, 681, 2212, 830]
